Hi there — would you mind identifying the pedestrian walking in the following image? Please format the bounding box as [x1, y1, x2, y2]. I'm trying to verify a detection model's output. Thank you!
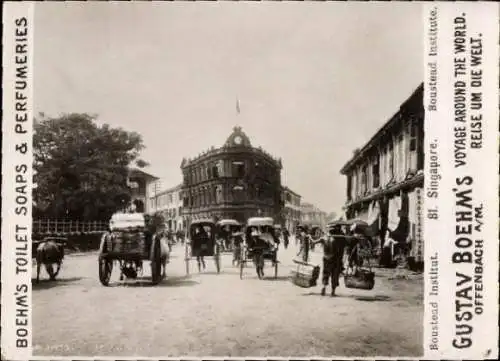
[312, 224, 346, 296]
[297, 226, 312, 263]
[232, 230, 244, 266]
[191, 226, 207, 271]
[283, 229, 289, 249]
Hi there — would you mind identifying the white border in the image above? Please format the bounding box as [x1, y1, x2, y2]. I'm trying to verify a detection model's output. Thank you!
[1, 1, 499, 360]
[1, 2, 34, 360]
[423, 2, 499, 359]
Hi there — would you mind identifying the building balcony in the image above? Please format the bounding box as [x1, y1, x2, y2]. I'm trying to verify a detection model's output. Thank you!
[346, 171, 423, 207]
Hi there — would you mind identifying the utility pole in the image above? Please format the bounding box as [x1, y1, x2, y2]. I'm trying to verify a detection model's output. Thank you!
[153, 180, 161, 213]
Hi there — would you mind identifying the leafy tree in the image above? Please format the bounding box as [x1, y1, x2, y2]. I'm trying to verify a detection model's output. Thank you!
[34, 113, 149, 220]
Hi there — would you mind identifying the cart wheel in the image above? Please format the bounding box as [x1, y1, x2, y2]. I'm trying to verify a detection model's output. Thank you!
[240, 247, 246, 279]
[151, 240, 162, 285]
[98, 256, 113, 286]
[185, 243, 190, 275]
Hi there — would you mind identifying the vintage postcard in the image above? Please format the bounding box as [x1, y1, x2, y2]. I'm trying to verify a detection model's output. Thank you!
[1, 1, 498, 360]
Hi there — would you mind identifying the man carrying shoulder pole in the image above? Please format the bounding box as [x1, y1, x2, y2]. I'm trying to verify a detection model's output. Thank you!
[312, 224, 346, 297]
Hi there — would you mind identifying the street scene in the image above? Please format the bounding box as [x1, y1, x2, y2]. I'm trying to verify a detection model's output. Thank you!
[31, 2, 424, 358]
[33, 242, 423, 357]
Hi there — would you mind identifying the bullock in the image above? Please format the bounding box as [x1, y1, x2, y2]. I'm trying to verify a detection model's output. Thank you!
[35, 238, 66, 283]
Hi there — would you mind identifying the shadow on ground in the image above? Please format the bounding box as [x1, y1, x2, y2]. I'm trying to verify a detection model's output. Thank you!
[193, 271, 222, 276]
[32, 277, 84, 290]
[262, 275, 290, 282]
[110, 275, 199, 288]
[300, 291, 391, 302]
[352, 295, 391, 302]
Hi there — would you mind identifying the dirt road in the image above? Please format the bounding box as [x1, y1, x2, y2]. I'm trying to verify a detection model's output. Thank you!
[33, 241, 423, 357]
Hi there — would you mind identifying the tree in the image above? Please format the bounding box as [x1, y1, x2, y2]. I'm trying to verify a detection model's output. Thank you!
[34, 113, 149, 220]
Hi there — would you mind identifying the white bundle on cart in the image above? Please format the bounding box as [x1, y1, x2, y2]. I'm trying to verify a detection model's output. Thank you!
[109, 212, 146, 231]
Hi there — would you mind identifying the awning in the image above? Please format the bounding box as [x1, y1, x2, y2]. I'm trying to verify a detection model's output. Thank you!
[366, 201, 380, 235]
[387, 196, 401, 233]
[387, 193, 410, 243]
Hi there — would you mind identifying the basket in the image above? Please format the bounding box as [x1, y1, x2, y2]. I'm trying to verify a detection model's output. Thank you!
[344, 268, 375, 290]
[291, 259, 320, 288]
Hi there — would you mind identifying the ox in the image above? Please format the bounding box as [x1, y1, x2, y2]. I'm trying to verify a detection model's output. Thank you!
[35, 239, 65, 283]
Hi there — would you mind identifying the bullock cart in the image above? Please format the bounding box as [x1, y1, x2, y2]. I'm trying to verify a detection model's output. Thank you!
[98, 212, 167, 286]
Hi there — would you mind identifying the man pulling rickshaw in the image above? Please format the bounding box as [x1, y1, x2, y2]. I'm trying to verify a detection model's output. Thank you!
[186, 219, 222, 274]
[241, 217, 279, 279]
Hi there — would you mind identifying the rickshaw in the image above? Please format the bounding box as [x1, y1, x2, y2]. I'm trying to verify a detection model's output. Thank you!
[216, 219, 242, 252]
[240, 217, 279, 280]
[217, 219, 244, 265]
[98, 212, 167, 286]
[185, 219, 222, 274]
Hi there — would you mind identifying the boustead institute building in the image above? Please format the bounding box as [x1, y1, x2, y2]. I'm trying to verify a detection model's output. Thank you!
[180, 127, 284, 225]
[340, 83, 424, 268]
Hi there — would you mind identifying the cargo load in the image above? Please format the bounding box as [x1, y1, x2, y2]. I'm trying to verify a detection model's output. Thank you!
[291, 258, 320, 288]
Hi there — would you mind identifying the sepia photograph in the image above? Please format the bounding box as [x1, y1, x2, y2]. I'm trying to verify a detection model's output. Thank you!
[22, 1, 427, 358]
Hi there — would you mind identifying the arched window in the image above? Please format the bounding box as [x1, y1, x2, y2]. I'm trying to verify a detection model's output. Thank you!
[216, 185, 223, 203]
[233, 185, 244, 202]
[255, 186, 261, 200]
[214, 186, 218, 204]
[217, 160, 224, 177]
[232, 161, 245, 178]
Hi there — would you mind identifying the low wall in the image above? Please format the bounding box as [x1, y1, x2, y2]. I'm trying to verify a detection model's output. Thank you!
[33, 233, 103, 253]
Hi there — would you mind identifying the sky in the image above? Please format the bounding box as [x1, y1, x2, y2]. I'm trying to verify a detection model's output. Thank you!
[34, 2, 423, 213]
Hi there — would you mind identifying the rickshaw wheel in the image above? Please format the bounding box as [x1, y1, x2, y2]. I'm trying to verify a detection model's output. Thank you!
[151, 240, 162, 285]
[274, 261, 278, 279]
[215, 252, 221, 274]
[98, 256, 113, 286]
